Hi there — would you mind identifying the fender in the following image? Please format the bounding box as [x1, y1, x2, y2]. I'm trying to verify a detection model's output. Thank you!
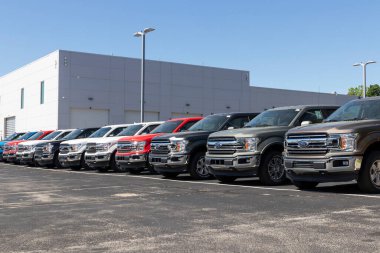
[259, 136, 285, 154]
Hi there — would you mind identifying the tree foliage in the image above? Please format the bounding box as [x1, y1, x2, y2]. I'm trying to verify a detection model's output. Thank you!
[348, 84, 380, 97]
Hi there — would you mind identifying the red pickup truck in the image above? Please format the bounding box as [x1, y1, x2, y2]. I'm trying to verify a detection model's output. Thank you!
[115, 117, 202, 173]
[3, 130, 53, 163]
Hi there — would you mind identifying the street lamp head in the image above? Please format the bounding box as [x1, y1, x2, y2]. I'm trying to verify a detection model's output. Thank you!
[143, 28, 155, 33]
[353, 63, 362, 67]
[367, 60, 376, 64]
[134, 32, 143, 37]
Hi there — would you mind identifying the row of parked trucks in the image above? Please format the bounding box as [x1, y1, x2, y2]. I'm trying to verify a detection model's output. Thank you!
[1, 97, 380, 193]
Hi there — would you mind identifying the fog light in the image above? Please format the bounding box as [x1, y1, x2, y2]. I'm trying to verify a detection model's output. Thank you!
[355, 158, 362, 170]
[342, 160, 349, 166]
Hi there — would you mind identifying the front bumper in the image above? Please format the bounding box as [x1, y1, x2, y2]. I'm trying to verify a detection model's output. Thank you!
[59, 153, 82, 167]
[284, 155, 362, 183]
[149, 153, 189, 173]
[205, 154, 261, 177]
[85, 152, 111, 168]
[116, 153, 148, 169]
[20, 151, 35, 164]
[37, 153, 55, 166]
[7, 153, 17, 162]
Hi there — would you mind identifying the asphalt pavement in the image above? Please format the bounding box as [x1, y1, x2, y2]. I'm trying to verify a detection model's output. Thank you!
[0, 163, 379, 253]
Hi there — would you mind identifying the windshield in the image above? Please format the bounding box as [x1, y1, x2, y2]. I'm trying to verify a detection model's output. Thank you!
[17, 132, 36, 140]
[117, 124, 143, 136]
[326, 99, 380, 122]
[4, 132, 24, 141]
[42, 131, 62, 140]
[28, 132, 45, 140]
[63, 129, 84, 140]
[151, 120, 183, 134]
[245, 109, 299, 127]
[188, 115, 227, 132]
[89, 127, 111, 138]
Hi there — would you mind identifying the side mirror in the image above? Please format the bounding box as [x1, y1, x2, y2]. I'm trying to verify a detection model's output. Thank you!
[301, 121, 312, 126]
[227, 126, 235, 130]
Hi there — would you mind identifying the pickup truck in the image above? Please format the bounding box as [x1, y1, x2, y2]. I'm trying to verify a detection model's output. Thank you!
[284, 97, 380, 193]
[85, 121, 163, 172]
[149, 113, 258, 179]
[59, 124, 131, 170]
[35, 128, 99, 168]
[0, 132, 25, 161]
[4, 130, 53, 163]
[116, 117, 202, 174]
[206, 105, 338, 185]
[17, 129, 73, 166]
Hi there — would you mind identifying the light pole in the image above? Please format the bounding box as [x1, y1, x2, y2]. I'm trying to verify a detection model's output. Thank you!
[134, 28, 155, 122]
[353, 61, 376, 98]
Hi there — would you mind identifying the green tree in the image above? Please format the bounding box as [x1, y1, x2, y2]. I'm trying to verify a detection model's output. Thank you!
[348, 85, 363, 96]
[347, 84, 380, 97]
[367, 84, 380, 97]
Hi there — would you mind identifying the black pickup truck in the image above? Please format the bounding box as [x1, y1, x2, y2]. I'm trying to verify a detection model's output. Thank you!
[149, 113, 258, 179]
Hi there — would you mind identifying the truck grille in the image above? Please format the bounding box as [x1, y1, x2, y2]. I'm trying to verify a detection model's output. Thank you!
[207, 137, 244, 155]
[35, 146, 44, 155]
[286, 133, 328, 155]
[18, 145, 26, 152]
[86, 143, 97, 153]
[59, 144, 70, 154]
[150, 140, 171, 154]
[117, 142, 133, 153]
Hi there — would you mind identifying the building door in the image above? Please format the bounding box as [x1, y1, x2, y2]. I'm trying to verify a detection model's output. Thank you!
[70, 108, 109, 128]
[4, 116, 16, 138]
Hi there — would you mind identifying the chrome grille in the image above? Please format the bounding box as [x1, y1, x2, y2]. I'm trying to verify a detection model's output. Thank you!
[35, 146, 44, 155]
[286, 133, 329, 155]
[150, 140, 170, 154]
[117, 142, 133, 153]
[59, 144, 70, 154]
[86, 143, 97, 153]
[207, 137, 243, 155]
[18, 145, 26, 152]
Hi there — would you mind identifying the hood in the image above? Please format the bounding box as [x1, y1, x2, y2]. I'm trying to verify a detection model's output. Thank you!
[118, 133, 161, 143]
[20, 140, 50, 146]
[0, 141, 9, 146]
[287, 119, 380, 135]
[6, 140, 27, 146]
[90, 136, 123, 144]
[61, 137, 101, 145]
[153, 131, 212, 141]
[209, 126, 291, 138]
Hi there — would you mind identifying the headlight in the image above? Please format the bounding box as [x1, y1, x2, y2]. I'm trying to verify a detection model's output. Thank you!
[239, 137, 259, 152]
[169, 138, 188, 153]
[44, 143, 54, 153]
[132, 141, 146, 151]
[327, 133, 357, 152]
[96, 142, 115, 152]
[70, 144, 85, 152]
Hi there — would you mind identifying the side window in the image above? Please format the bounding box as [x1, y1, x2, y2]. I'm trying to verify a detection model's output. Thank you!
[224, 116, 250, 130]
[57, 131, 71, 140]
[298, 109, 324, 125]
[322, 109, 337, 118]
[81, 129, 97, 138]
[180, 121, 197, 131]
[108, 127, 127, 137]
[141, 124, 160, 134]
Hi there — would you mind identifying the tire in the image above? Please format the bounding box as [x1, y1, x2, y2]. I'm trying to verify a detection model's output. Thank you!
[293, 181, 319, 190]
[259, 150, 287, 186]
[216, 176, 237, 183]
[80, 153, 90, 170]
[97, 167, 109, 173]
[111, 153, 126, 172]
[129, 167, 144, 174]
[189, 151, 212, 180]
[71, 166, 81, 171]
[53, 152, 62, 168]
[358, 151, 380, 193]
[162, 172, 179, 178]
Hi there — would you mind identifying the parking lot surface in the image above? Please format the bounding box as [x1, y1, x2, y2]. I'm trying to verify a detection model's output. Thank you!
[0, 163, 379, 253]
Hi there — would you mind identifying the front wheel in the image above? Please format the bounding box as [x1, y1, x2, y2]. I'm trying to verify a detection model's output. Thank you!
[358, 151, 380, 193]
[189, 151, 212, 180]
[111, 153, 126, 172]
[293, 181, 319, 190]
[129, 167, 144, 174]
[259, 150, 287, 185]
[162, 172, 179, 178]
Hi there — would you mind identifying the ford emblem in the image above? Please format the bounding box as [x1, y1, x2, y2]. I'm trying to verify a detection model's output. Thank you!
[298, 140, 309, 148]
[215, 142, 223, 149]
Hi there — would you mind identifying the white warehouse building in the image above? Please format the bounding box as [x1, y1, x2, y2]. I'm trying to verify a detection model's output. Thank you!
[0, 50, 354, 138]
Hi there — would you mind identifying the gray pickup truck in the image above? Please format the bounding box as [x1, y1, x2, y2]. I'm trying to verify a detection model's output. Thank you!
[284, 97, 380, 193]
[206, 105, 338, 185]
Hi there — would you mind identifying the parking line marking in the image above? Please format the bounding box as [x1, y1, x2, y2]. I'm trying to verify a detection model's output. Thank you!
[3, 164, 380, 199]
